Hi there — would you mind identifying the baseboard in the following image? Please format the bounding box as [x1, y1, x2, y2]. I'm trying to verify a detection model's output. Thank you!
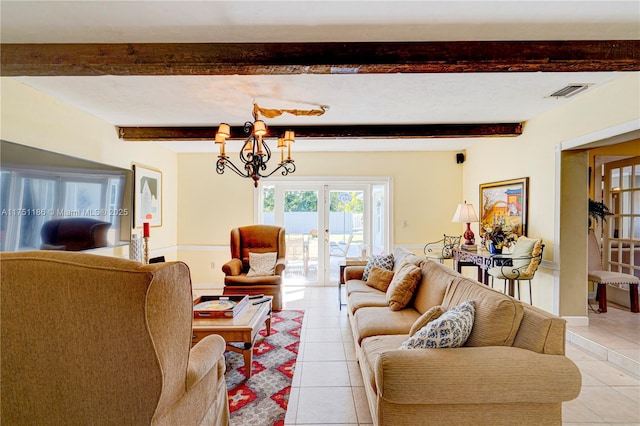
[563, 316, 589, 327]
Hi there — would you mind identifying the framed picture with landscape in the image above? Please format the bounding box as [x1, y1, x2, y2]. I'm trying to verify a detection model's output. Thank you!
[479, 177, 529, 237]
[133, 164, 162, 228]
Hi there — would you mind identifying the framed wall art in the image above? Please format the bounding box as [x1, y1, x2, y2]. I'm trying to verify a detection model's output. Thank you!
[479, 177, 529, 237]
[133, 164, 162, 228]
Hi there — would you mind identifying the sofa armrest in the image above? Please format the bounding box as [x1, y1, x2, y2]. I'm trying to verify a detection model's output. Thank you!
[375, 346, 581, 405]
[222, 258, 243, 276]
[275, 258, 287, 276]
[186, 334, 227, 390]
[345, 265, 366, 281]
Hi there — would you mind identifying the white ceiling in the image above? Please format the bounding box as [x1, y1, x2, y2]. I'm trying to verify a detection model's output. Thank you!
[2, 1, 639, 153]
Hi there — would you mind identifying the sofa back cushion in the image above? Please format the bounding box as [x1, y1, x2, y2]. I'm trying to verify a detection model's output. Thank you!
[442, 278, 524, 347]
[513, 303, 566, 355]
[411, 260, 458, 315]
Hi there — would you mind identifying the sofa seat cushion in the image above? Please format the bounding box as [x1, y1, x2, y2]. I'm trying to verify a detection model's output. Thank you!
[348, 292, 389, 314]
[352, 306, 420, 344]
[359, 334, 409, 392]
[346, 280, 380, 295]
[442, 279, 523, 347]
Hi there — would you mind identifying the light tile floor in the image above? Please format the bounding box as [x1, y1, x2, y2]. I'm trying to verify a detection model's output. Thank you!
[277, 285, 639, 426]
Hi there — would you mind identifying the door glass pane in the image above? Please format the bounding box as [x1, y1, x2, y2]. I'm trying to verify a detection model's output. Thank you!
[621, 216, 631, 239]
[261, 185, 275, 225]
[622, 191, 632, 214]
[610, 168, 620, 190]
[283, 190, 319, 284]
[328, 190, 364, 282]
[371, 184, 386, 256]
[622, 166, 633, 189]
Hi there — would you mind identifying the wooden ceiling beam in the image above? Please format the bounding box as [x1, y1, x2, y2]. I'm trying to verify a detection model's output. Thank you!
[117, 123, 523, 141]
[2, 41, 639, 76]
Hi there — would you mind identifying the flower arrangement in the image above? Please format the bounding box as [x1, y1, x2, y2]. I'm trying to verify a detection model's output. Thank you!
[481, 225, 518, 250]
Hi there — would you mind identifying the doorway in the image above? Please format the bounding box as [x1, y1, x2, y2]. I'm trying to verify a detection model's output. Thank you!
[257, 179, 391, 286]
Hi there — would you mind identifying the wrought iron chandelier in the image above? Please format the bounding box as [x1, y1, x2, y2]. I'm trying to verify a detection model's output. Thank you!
[215, 103, 327, 187]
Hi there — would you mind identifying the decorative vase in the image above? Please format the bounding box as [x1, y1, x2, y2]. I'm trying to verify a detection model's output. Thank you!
[129, 234, 144, 263]
[488, 242, 502, 254]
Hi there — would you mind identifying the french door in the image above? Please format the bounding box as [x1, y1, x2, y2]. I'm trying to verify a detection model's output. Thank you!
[258, 179, 390, 286]
[603, 156, 640, 278]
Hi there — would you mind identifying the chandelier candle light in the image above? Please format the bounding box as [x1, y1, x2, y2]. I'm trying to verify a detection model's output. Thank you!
[452, 202, 479, 246]
[215, 104, 304, 187]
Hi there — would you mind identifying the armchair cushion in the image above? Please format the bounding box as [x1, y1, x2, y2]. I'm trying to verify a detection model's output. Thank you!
[247, 252, 277, 276]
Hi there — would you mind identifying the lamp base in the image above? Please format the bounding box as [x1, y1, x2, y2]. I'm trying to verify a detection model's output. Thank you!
[463, 223, 475, 246]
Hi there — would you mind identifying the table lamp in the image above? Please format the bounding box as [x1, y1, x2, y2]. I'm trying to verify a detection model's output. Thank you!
[452, 202, 479, 246]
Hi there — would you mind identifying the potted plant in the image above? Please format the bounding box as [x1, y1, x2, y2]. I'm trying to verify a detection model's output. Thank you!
[588, 199, 613, 226]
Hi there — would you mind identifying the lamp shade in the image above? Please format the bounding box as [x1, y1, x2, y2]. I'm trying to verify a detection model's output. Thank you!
[452, 203, 479, 223]
[217, 123, 231, 139]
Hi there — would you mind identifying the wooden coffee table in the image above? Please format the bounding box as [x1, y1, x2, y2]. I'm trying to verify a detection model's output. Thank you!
[192, 298, 272, 379]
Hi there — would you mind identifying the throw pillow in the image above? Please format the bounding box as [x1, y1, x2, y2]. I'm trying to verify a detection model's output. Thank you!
[362, 253, 394, 281]
[247, 252, 277, 276]
[366, 266, 395, 292]
[386, 263, 422, 311]
[400, 300, 475, 349]
[409, 305, 445, 337]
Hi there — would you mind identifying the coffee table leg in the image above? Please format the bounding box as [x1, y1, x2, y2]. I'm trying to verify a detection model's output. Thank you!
[243, 342, 253, 379]
[265, 315, 272, 336]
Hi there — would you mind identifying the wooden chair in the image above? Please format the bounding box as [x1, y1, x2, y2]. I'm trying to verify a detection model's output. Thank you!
[588, 230, 639, 313]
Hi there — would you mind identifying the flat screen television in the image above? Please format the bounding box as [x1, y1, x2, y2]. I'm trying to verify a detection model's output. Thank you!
[1, 140, 133, 252]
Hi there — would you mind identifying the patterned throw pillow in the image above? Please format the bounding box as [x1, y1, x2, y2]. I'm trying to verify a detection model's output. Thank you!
[400, 300, 475, 349]
[362, 253, 394, 281]
[386, 263, 422, 311]
[366, 266, 395, 292]
[247, 252, 277, 276]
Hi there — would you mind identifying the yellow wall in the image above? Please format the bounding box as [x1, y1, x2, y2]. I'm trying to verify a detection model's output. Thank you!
[0, 78, 179, 258]
[463, 73, 640, 316]
[177, 150, 463, 284]
[4, 71, 639, 318]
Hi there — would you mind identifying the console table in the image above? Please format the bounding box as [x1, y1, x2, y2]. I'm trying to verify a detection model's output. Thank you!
[452, 248, 517, 297]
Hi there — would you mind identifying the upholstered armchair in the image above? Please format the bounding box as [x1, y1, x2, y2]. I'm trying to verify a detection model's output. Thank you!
[222, 225, 287, 310]
[1, 251, 230, 426]
[487, 236, 544, 304]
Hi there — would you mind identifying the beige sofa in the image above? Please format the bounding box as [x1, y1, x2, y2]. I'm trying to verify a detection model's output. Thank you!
[345, 248, 581, 426]
[1, 251, 230, 426]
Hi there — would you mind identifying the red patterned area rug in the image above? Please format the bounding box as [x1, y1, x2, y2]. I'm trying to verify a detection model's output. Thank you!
[225, 309, 304, 426]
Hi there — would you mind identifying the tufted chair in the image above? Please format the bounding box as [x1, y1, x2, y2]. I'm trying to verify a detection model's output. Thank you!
[222, 225, 286, 310]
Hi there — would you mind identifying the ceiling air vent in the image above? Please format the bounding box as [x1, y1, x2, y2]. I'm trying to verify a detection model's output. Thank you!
[548, 84, 592, 98]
